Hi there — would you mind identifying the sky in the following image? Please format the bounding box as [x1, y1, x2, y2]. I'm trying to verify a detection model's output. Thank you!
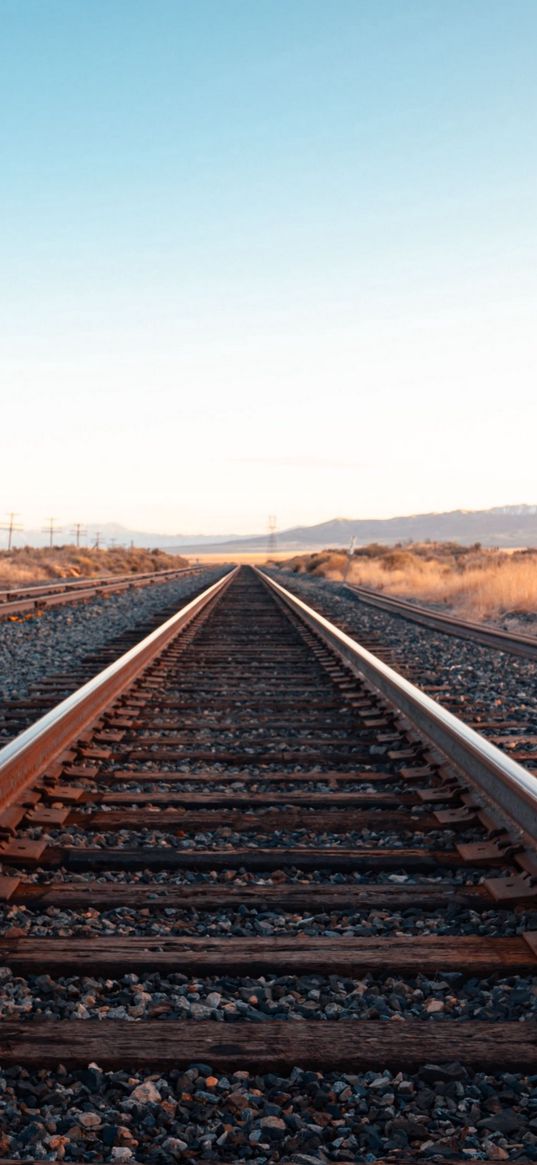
[1, 0, 536, 537]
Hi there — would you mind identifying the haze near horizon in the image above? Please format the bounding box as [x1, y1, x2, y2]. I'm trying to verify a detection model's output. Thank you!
[1, 1, 536, 535]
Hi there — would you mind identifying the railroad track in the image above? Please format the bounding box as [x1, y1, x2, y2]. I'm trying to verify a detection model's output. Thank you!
[274, 570, 537, 774]
[0, 565, 536, 1161]
[0, 564, 202, 621]
[0, 570, 225, 747]
[345, 581, 537, 660]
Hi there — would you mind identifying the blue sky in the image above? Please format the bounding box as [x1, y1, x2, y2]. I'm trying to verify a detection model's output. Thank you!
[1, 1, 536, 535]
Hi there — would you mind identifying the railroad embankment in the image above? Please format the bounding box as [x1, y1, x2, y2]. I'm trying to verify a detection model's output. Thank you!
[278, 542, 537, 631]
[0, 545, 188, 587]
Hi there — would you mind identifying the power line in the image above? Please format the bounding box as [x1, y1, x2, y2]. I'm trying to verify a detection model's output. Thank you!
[267, 515, 277, 555]
[70, 523, 87, 548]
[0, 512, 23, 551]
[42, 517, 62, 549]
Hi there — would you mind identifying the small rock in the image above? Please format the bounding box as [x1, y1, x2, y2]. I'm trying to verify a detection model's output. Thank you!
[162, 1136, 189, 1156]
[477, 1109, 526, 1133]
[131, 1080, 161, 1103]
[260, 1115, 286, 1140]
[79, 1112, 102, 1128]
[425, 998, 445, 1013]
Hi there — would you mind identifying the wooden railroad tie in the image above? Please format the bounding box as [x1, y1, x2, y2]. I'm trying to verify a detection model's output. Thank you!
[0, 876, 494, 910]
[0, 933, 535, 975]
[0, 1021, 535, 1070]
[0, 843, 473, 871]
[44, 789, 423, 808]
[27, 807, 452, 832]
[66, 767, 402, 783]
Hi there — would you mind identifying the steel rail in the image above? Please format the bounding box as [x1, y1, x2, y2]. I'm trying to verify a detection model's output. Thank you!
[344, 582, 537, 661]
[0, 568, 237, 812]
[0, 565, 199, 601]
[0, 565, 204, 615]
[258, 570, 537, 848]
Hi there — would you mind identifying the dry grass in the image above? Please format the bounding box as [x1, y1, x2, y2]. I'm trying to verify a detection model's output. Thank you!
[280, 543, 537, 624]
[0, 546, 188, 587]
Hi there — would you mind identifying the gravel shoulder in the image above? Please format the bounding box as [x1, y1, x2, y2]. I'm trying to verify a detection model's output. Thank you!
[0, 568, 226, 706]
[269, 570, 537, 737]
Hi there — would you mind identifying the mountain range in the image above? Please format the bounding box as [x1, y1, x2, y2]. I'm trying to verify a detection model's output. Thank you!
[10, 506, 537, 552]
[168, 506, 537, 552]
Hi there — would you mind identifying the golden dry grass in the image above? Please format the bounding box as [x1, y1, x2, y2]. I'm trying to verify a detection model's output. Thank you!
[280, 544, 537, 623]
[0, 546, 188, 587]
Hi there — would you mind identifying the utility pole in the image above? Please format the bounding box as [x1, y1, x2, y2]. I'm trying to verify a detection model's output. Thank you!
[0, 512, 23, 550]
[93, 531, 102, 550]
[343, 536, 356, 581]
[42, 517, 62, 549]
[70, 523, 87, 548]
[267, 515, 277, 556]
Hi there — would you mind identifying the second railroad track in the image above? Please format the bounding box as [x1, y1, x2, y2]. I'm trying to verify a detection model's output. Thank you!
[0, 565, 536, 1161]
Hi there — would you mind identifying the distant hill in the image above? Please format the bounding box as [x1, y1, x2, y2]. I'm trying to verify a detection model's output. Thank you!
[170, 506, 537, 553]
[10, 506, 537, 553]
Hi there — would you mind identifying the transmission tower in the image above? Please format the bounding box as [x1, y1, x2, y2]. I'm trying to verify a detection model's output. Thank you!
[267, 515, 277, 555]
[0, 512, 23, 550]
[93, 531, 102, 549]
[70, 523, 87, 547]
[42, 517, 62, 548]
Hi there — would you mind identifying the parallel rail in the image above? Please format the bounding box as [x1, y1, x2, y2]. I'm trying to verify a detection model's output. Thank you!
[0, 564, 204, 620]
[345, 580, 537, 660]
[260, 571, 537, 848]
[0, 568, 236, 810]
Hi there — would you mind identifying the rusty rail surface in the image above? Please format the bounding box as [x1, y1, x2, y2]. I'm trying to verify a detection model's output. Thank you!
[0, 568, 236, 812]
[258, 570, 537, 848]
[343, 581, 537, 660]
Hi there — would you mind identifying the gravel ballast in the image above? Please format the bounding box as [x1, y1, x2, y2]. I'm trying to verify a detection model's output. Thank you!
[268, 570, 537, 737]
[0, 567, 226, 707]
[2, 902, 535, 938]
[0, 1062, 536, 1160]
[22, 825, 482, 851]
[0, 968, 535, 1024]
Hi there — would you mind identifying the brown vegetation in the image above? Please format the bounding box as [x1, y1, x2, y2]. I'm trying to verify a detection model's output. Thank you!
[279, 542, 537, 625]
[0, 546, 188, 587]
